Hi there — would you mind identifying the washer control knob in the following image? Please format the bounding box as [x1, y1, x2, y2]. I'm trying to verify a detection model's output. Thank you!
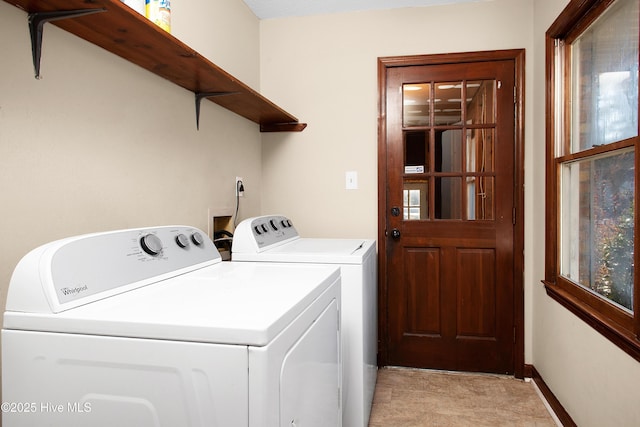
[269, 219, 278, 231]
[254, 225, 262, 235]
[191, 232, 204, 246]
[261, 224, 269, 233]
[140, 234, 163, 256]
[175, 233, 190, 248]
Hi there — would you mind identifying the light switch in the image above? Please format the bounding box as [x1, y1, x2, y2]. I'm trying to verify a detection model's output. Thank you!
[345, 171, 358, 190]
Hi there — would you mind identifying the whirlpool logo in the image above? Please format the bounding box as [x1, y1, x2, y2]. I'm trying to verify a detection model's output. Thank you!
[60, 285, 88, 296]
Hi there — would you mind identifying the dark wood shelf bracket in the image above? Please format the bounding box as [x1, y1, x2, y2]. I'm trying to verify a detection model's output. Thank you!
[195, 92, 240, 130]
[29, 8, 106, 79]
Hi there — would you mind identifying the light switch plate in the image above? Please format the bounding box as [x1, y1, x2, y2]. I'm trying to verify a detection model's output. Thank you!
[345, 171, 358, 190]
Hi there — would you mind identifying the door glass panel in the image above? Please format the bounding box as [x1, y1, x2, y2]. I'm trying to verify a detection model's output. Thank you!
[403, 83, 431, 127]
[400, 80, 499, 222]
[435, 177, 462, 219]
[435, 129, 462, 172]
[434, 82, 462, 125]
[404, 180, 429, 220]
[467, 177, 494, 220]
[467, 80, 496, 124]
[466, 128, 495, 172]
[405, 131, 429, 173]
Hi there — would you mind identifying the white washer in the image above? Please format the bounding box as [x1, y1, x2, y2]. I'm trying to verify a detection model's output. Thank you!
[232, 215, 377, 427]
[2, 226, 341, 427]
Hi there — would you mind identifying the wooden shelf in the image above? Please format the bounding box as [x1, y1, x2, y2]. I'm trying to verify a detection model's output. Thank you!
[5, 0, 306, 132]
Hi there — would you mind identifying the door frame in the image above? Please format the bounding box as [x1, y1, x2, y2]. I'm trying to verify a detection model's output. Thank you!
[377, 49, 526, 378]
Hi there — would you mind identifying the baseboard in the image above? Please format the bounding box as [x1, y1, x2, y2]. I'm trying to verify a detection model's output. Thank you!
[523, 364, 534, 378]
[525, 364, 577, 427]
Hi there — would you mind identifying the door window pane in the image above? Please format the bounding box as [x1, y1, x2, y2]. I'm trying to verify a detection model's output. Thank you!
[466, 129, 494, 172]
[570, 0, 639, 153]
[467, 80, 496, 125]
[435, 177, 462, 219]
[467, 177, 494, 220]
[405, 131, 429, 173]
[434, 82, 462, 125]
[404, 180, 429, 220]
[560, 149, 635, 312]
[403, 83, 431, 127]
[435, 129, 462, 172]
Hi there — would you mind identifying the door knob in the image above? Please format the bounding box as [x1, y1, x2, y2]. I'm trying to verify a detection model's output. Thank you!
[391, 229, 401, 239]
[391, 207, 400, 217]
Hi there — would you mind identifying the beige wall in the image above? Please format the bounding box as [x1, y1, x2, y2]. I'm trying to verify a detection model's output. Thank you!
[531, 0, 640, 426]
[0, 0, 262, 326]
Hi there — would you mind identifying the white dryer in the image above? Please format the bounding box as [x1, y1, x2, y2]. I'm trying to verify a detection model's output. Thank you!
[2, 226, 341, 427]
[232, 215, 377, 427]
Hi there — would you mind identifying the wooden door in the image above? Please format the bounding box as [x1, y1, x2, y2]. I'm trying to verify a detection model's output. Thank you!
[378, 51, 524, 375]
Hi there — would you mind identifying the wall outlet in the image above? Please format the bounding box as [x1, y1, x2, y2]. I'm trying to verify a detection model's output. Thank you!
[236, 176, 244, 197]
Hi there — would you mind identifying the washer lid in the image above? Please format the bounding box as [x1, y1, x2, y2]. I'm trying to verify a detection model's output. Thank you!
[3, 262, 340, 347]
[233, 238, 376, 264]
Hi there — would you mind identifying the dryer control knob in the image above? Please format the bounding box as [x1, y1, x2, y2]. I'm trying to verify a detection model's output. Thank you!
[175, 233, 190, 248]
[140, 234, 163, 256]
[191, 232, 205, 246]
[269, 219, 278, 231]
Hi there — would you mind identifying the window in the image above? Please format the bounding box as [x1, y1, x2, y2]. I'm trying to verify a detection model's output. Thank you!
[545, 0, 640, 360]
[401, 80, 497, 221]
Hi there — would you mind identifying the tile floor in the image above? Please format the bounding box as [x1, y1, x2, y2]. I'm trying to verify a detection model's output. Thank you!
[368, 367, 559, 426]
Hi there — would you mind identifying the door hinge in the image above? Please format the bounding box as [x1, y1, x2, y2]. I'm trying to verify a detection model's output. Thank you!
[514, 327, 517, 344]
[513, 86, 517, 103]
[512, 207, 516, 225]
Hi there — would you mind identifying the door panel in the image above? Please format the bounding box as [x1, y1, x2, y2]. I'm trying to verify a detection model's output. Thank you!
[405, 247, 441, 335]
[381, 56, 518, 374]
[456, 248, 496, 338]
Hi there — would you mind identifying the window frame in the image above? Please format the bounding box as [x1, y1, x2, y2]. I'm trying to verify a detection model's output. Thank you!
[544, 0, 640, 361]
